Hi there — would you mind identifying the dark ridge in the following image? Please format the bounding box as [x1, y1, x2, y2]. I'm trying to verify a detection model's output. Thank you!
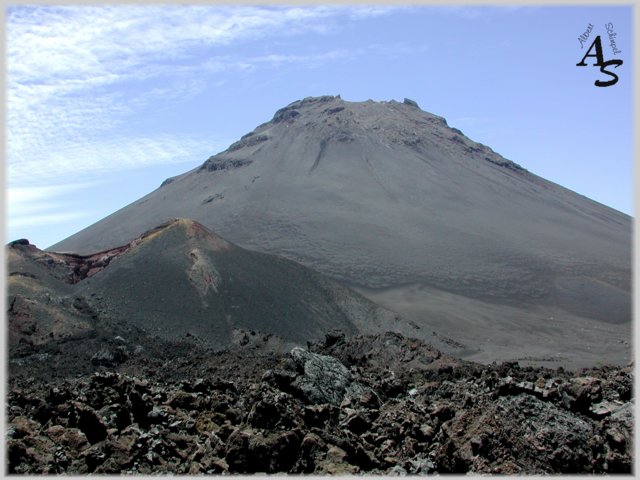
[160, 177, 176, 187]
[273, 95, 340, 123]
[227, 134, 269, 152]
[9, 239, 31, 246]
[199, 157, 253, 172]
[403, 98, 419, 108]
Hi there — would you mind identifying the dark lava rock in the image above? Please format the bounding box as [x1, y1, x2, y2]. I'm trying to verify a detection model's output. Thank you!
[90, 347, 128, 368]
[342, 412, 371, 435]
[10, 238, 31, 246]
[68, 402, 108, 444]
[5, 333, 634, 475]
[287, 347, 367, 405]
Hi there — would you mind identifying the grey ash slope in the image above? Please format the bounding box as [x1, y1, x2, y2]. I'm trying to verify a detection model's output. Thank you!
[51, 96, 631, 368]
[10, 219, 408, 354]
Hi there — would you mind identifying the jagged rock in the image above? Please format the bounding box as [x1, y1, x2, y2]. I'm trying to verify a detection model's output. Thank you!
[358, 389, 381, 409]
[342, 412, 372, 435]
[5, 333, 635, 475]
[68, 402, 108, 444]
[46, 426, 89, 453]
[611, 401, 633, 428]
[323, 329, 346, 348]
[228, 134, 269, 152]
[561, 376, 602, 413]
[91, 347, 129, 367]
[10, 238, 31, 246]
[303, 403, 340, 429]
[247, 389, 301, 430]
[590, 399, 627, 418]
[288, 347, 367, 405]
[225, 429, 252, 473]
[7, 436, 56, 474]
[165, 432, 194, 460]
[186, 377, 212, 393]
[167, 391, 198, 410]
[225, 427, 303, 473]
[47, 386, 71, 406]
[248, 429, 303, 473]
[273, 108, 300, 123]
[206, 457, 229, 473]
[127, 389, 153, 426]
[387, 464, 408, 475]
[90, 424, 142, 473]
[430, 403, 455, 422]
[294, 432, 327, 473]
[316, 445, 358, 474]
[7, 416, 39, 440]
[262, 368, 298, 390]
[406, 455, 436, 474]
[97, 403, 131, 431]
[147, 406, 169, 424]
[403, 98, 419, 108]
[435, 393, 594, 473]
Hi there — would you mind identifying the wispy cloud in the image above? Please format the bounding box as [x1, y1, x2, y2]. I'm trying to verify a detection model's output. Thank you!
[7, 5, 389, 95]
[427, 5, 538, 21]
[7, 183, 94, 235]
[9, 211, 91, 230]
[7, 6, 349, 88]
[9, 135, 219, 186]
[7, 5, 399, 186]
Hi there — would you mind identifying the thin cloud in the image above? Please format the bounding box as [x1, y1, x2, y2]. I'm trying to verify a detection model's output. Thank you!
[9, 135, 220, 186]
[7, 183, 94, 235]
[7, 5, 361, 91]
[9, 212, 91, 230]
[8, 184, 95, 205]
[428, 5, 538, 21]
[249, 48, 363, 68]
[7, 5, 400, 190]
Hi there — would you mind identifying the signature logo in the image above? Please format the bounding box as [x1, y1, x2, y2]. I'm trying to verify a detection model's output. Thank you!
[576, 23, 623, 87]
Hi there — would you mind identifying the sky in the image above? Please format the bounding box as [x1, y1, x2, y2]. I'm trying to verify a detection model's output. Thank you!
[5, 4, 634, 249]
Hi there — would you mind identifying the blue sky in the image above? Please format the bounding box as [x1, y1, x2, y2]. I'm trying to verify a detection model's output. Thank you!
[6, 5, 633, 249]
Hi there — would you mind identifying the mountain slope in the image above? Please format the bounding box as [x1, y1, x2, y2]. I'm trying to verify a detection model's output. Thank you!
[50, 96, 631, 368]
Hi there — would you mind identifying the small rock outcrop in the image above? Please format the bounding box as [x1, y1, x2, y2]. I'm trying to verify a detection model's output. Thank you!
[403, 97, 419, 108]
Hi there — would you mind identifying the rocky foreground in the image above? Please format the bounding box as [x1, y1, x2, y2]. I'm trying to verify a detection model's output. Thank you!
[7, 332, 633, 474]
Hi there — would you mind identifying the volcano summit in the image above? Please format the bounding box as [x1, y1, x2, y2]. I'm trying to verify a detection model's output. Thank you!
[51, 95, 631, 368]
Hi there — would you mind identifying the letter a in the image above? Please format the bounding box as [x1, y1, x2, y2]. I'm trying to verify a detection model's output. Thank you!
[576, 36, 605, 66]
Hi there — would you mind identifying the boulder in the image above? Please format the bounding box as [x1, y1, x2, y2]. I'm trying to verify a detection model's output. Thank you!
[46, 426, 90, 453]
[68, 402, 108, 444]
[90, 347, 128, 368]
[288, 347, 367, 405]
[97, 403, 131, 431]
[294, 432, 327, 473]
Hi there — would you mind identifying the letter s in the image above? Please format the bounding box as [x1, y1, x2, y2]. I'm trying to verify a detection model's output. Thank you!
[595, 59, 623, 87]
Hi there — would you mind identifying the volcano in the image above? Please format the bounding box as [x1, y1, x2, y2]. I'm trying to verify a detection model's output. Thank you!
[9, 218, 409, 363]
[50, 96, 631, 368]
